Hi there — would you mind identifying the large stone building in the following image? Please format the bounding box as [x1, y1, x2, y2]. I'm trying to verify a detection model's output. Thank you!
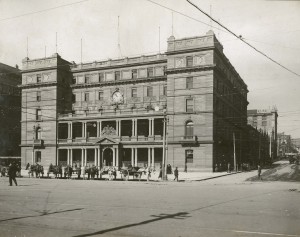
[20, 31, 248, 172]
[0, 63, 21, 157]
[247, 108, 278, 160]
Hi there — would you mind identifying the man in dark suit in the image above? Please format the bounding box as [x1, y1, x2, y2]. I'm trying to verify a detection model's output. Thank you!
[8, 162, 18, 186]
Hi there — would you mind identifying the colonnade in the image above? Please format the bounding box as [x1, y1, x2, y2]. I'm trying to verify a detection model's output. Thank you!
[63, 118, 157, 139]
[58, 147, 160, 168]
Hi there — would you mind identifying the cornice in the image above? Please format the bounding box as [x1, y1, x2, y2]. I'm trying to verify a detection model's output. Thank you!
[166, 65, 215, 75]
[71, 76, 167, 89]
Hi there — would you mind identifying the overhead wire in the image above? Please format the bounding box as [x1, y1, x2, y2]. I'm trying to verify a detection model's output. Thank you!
[186, 0, 300, 78]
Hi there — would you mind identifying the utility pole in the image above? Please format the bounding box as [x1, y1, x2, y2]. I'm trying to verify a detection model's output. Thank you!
[233, 132, 236, 172]
[162, 112, 166, 180]
[259, 132, 261, 164]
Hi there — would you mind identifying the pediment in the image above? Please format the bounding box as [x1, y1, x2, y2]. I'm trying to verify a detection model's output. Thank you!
[95, 136, 119, 145]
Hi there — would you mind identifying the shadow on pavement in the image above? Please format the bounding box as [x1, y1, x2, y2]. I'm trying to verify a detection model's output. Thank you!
[0, 207, 84, 223]
[72, 211, 190, 237]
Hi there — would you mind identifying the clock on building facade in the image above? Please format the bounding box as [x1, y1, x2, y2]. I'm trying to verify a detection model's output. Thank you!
[112, 88, 124, 105]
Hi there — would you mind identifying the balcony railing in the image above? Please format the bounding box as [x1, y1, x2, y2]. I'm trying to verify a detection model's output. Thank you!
[180, 136, 197, 143]
[33, 139, 44, 147]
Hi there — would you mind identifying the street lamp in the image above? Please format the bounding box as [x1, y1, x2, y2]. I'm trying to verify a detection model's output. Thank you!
[162, 108, 168, 181]
[32, 125, 36, 164]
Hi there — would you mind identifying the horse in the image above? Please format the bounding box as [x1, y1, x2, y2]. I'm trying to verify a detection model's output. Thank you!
[64, 165, 73, 179]
[0, 167, 7, 177]
[47, 164, 63, 178]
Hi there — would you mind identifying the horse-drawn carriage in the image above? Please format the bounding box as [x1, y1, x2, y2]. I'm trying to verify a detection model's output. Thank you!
[120, 166, 153, 181]
[26, 163, 44, 178]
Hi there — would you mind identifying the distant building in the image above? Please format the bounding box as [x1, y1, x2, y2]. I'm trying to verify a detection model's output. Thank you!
[0, 63, 21, 156]
[20, 31, 248, 172]
[247, 108, 278, 160]
[278, 133, 297, 157]
[291, 138, 300, 153]
[244, 125, 270, 166]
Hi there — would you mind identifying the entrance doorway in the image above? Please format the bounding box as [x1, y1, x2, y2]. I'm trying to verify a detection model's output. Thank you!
[103, 148, 113, 166]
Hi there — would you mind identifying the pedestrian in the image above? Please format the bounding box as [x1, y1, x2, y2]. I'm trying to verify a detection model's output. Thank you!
[227, 162, 231, 173]
[174, 167, 179, 182]
[158, 166, 162, 180]
[146, 166, 151, 182]
[8, 162, 18, 186]
[257, 165, 262, 180]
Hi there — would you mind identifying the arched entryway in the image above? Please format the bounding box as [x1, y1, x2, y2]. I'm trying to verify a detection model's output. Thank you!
[103, 148, 113, 166]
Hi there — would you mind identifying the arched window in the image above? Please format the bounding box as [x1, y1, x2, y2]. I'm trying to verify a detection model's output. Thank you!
[36, 127, 41, 140]
[185, 121, 194, 138]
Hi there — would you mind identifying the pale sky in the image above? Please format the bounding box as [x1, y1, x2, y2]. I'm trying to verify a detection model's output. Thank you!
[0, 0, 300, 137]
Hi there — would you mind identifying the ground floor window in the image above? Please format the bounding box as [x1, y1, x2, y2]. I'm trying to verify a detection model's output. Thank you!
[185, 149, 193, 163]
[35, 151, 41, 163]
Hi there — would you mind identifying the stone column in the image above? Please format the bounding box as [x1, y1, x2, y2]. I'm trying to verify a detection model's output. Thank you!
[84, 149, 87, 166]
[148, 119, 151, 136]
[119, 120, 122, 137]
[67, 149, 70, 165]
[70, 149, 73, 167]
[131, 148, 134, 166]
[135, 148, 138, 166]
[98, 148, 101, 168]
[112, 148, 116, 166]
[81, 148, 84, 166]
[151, 148, 155, 168]
[151, 118, 154, 137]
[132, 119, 135, 137]
[148, 148, 151, 167]
[96, 121, 100, 137]
[135, 119, 138, 137]
[94, 148, 97, 165]
[116, 148, 119, 167]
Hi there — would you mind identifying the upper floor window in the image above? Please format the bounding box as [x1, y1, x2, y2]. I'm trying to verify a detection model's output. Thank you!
[35, 127, 42, 140]
[36, 91, 41, 101]
[84, 93, 89, 102]
[115, 71, 121, 80]
[185, 121, 194, 138]
[85, 75, 90, 84]
[186, 98, 194, 113]
[186, 56, 193, 67]
[98, 91, 104, 101]
[147, 68, 154, 77]
[147, 86, 153, 97]
[99, 73, 104, 82]
[36, 109, 42, 120]
[37, 74, 41, 83]
[132, 69, 137, 79]
[163, 66, 167, 75]
[131, 88, 137, 98]
[72, 77, 76, 84]
[186, 77, 193, 89]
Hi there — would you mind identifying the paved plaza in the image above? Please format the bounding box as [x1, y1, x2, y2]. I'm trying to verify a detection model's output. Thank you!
[0, 171, 300, 237]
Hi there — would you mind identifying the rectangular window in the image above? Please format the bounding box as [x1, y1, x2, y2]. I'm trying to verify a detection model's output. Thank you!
[131, 88, 137, 98]
[72, 77, 76, 84]
[115, 71, 120, 80]
[99, 73, 104, 82]
[163, 85, 167, 96]
[98, 91, 104, 101]
[147, 68, 154, 77]
[147, 86, 153, 97]
[186, 98, 194, 113]
[35, 151, 41, 163]
[186, 77, 193, 89]
[36, 109, 42, 120]
[37, 74, 41, 83]
[163, 66, 167, 75]
[85, 75, 90, 84]
[72, 94, 76, 103]
[84, 93, 89, 102]
[186, 56, 193, 67]
[36, 91, 41, 101]
[186, 149, 193, 163]
[132, 69, 137, 79]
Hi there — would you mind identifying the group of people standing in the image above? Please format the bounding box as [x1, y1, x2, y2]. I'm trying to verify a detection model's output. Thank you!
[157, 164, 179, 182]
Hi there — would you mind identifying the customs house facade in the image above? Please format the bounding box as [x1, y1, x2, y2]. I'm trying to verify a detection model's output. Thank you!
[20, 31, 248, 172]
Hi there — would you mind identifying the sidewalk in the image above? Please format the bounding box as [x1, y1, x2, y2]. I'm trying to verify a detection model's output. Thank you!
[20, 169, 239, 182]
